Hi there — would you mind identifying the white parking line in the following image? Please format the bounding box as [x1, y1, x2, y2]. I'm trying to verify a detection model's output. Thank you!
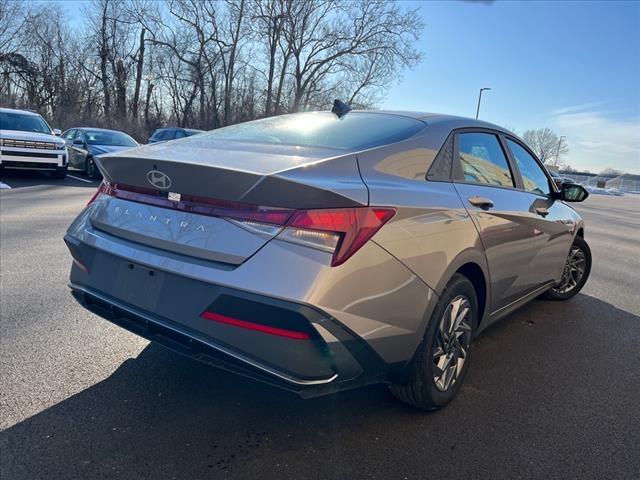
[0, 181, 11, 189]
[67, 174, 95, 184]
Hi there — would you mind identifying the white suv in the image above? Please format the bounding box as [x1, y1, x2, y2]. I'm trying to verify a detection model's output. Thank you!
[0, 108, 68, 178]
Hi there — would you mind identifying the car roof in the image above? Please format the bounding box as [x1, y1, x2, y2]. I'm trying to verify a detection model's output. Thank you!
[73, 127, 126, 134]
[154, 127, 203, 131]
[0, 107, 42, 116]
[354, 110, 513, 135]
[152, 113, 510, 135]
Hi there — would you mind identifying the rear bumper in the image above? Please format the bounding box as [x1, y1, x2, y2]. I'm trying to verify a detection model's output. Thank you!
[65, 198, 438, 395]
[69, 279, 387, 397]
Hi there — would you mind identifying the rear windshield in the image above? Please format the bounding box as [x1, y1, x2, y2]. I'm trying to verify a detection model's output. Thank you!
[198, 112, 425, 150]
[0, 111, 51, 134]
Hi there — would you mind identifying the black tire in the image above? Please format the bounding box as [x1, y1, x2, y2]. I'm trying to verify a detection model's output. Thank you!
[542, 236, 591, 301]
[390, 273, 478, 410]
[85, 157, 100, 180]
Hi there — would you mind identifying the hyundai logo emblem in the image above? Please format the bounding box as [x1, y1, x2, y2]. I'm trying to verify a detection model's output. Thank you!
[146, 170, 172, 190]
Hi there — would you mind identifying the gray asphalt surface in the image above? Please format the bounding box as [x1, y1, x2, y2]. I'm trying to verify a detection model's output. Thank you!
[1, 172, 639, 480]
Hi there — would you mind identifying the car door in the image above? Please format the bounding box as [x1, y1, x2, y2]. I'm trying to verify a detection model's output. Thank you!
[452, 130, 539, 314]
[504, 137, 576, 287]
[69, 130, 88, 169]
[61, 129, 75, 164]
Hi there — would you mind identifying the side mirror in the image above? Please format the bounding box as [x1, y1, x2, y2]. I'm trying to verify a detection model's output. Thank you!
[559, 184, 589, 202]
[52, 128, 62, 136]
[72, 138, 84, 146]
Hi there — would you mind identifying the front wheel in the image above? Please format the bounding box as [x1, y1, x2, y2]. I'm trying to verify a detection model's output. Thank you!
[543, 236, 591, 301]
[85, 157, 101, 180]
[390, 274, 477, 410]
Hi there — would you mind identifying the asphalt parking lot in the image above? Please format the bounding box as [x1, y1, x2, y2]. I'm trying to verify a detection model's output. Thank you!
[1, 172, 639, 480]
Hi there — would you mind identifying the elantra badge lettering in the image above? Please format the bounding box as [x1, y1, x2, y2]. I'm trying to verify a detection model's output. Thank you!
[146, 170, 172, 190]
[113, 206, 205, 231]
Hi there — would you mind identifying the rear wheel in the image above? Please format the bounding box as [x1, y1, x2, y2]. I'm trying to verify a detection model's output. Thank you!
[85, 157, 100, 180]
[390, 274, 477, 410]
[543, 236, 591, 301]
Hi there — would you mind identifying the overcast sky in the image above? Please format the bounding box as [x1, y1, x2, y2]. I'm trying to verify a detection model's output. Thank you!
[384, 1, 640, 173]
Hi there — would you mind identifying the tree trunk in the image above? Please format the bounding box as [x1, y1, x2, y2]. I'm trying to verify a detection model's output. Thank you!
[144, 81, 154, 127]
[99, 2, 111, 119]
[131, 28, 146, 122]
[115, 58, 127, 120]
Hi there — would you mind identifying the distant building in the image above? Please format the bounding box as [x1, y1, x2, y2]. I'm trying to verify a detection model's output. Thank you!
[559, 171, 640, 192]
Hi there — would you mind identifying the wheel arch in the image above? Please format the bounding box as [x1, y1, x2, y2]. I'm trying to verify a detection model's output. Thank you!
[432, 248, 491, 329]
[455, 262, 487, 328]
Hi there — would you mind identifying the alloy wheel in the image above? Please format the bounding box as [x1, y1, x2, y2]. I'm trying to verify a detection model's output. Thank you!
[433, 295, 473, 392]
[551, 245, 587, 295]
[86, 158, 97, 179]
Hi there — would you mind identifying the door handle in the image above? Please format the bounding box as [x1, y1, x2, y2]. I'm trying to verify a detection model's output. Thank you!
[468, 196, 494, 210]
[535, 207, 549, 217]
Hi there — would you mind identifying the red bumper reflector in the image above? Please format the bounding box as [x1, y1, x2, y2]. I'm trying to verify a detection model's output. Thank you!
[200, 311, 311, 340]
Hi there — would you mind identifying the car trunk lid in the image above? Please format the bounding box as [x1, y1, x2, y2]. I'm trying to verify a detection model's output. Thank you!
[88, 138, 368, 265]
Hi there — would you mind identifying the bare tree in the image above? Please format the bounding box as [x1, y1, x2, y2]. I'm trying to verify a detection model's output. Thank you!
[1, 0, 426, 141]
[598, 168, 623, 176]
[522, 127, 569, 164]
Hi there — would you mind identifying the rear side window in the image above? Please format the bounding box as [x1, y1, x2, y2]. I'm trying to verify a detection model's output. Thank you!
[198, 112, 425, 151]
[506, 139, 551, 195]
[174, 130, 186, 139]
[457, 132, 514, 187]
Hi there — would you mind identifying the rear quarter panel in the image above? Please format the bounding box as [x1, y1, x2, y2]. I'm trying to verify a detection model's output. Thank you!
[356, 128, 489, 322]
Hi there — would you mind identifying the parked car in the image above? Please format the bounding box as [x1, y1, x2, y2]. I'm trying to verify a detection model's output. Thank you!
[62, 128, 139, 180]
[66, 109, 591, 410]
[0, 107, 68, 178]
[148, 127, 204, 144]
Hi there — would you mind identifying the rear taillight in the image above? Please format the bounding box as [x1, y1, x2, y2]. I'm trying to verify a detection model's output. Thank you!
[86, 181, 107, 205]
[279, 207, 396, 266]
[92, 182, 395, 266]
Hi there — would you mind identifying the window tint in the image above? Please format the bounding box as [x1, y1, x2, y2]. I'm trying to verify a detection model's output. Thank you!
[507, 139, 550, 195]
[152, 129, 170, 141]
[85, 129, 137, 146]
[74, 130, 85, 142]
[458, 133, 514, 187]
[174, 129, 186, 139]
[199, 112, 425, 150]
[62, 129, 75, 141]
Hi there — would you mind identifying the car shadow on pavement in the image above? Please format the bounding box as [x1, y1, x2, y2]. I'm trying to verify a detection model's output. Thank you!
[2, 294, 639, 480]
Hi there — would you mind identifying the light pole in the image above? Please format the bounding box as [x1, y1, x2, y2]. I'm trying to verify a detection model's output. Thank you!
[554, 135, 566, 166]
[475, 87, 491, 119]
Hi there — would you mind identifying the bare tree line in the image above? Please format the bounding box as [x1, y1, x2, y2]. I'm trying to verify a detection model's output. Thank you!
[522, 127, 569, 165]
[0, 0, 423, 140]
